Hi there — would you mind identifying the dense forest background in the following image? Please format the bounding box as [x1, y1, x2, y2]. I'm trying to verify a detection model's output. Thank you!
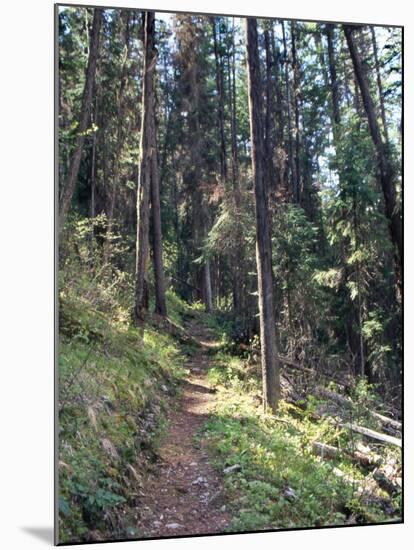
[58, 6, 402, 544]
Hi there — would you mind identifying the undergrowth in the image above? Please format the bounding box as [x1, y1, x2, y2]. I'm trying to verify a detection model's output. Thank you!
[58, 218, 189, 543]
[201, 351, 402, 532]
[58, 217, 401, 541]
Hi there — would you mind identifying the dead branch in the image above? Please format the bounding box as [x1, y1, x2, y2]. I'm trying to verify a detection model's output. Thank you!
[340, 422, 401, 448]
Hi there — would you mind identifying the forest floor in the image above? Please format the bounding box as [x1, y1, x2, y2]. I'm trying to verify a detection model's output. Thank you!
[135, 319, 231, 537]
[58, 285, 402, 543]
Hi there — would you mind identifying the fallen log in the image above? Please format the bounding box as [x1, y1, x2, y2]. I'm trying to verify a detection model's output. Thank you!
[371, 412, 402, 433]
[373, 471, 401, 495]
[340, 422, 401, 448]
[312, 441, 340, 460]
[315, 386, 351, 407]
[311, 441, 382, 468]
[353, 449, 382, 468]
[278, 359, 352, 388]
[277, 356, 315, 374]
[315, 386, 402, 434]
[311, 441, 401, 498]
[287, 392, 402, 449]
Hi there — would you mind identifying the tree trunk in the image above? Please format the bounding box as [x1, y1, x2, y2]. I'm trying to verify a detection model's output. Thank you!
[370, 26, 389, 144]
[59, 8, 102, 224]
[344, 25, 402, 278]
[226, 19, 243, 317]
[211, 17, 228, 183]
[264, 25, 275, 194]
[134, 11, 156, 329]
[290, 21, 301, 204]
[204, 259, 213, 313]
[270, 25, 286, 198]
[150, 120, 168, 316]
[230, 17, 239, 188]
[246, 18, 281, 413]
[104, 11, 130, 262]
[281, 21, 298, 203]
[326, 24, 341, 128]
[90, 121, 97, 219]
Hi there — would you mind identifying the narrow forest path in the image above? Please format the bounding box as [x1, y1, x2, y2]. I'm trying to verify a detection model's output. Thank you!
[136, 318, 231, 538]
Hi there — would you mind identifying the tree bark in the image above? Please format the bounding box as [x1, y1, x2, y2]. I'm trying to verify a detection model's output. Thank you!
[370, 26, 389, 144]
[104, 11, 130, 262]
[230, 17, 239, 188]
[134, 11, 156, 328]
[264, 25, 275, 194]
[59, 8, 103, 224]
[290, 21, 301, 204]
[344, 25, 402, 276]
[150, 115, 168, 316]
[90, 118, 97, 219]
[211, 17, 228, 183]
[270, 25, 286, 197]
[204, 259, 213, 313]
[246, 18, 281, 413]
[326, 24, 341, 128]
[225, 19, 243, 317]
[340, 422, 401, 447]
[281, 21, 298, 203]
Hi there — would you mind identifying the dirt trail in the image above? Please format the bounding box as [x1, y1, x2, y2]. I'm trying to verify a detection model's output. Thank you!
[136, 319, 230, 538]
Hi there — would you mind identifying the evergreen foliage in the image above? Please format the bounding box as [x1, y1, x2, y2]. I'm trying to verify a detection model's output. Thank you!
[57, 7, 402, 542]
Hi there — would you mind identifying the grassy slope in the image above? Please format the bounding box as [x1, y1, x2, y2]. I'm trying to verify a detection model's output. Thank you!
[58, 282, 189, 543]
